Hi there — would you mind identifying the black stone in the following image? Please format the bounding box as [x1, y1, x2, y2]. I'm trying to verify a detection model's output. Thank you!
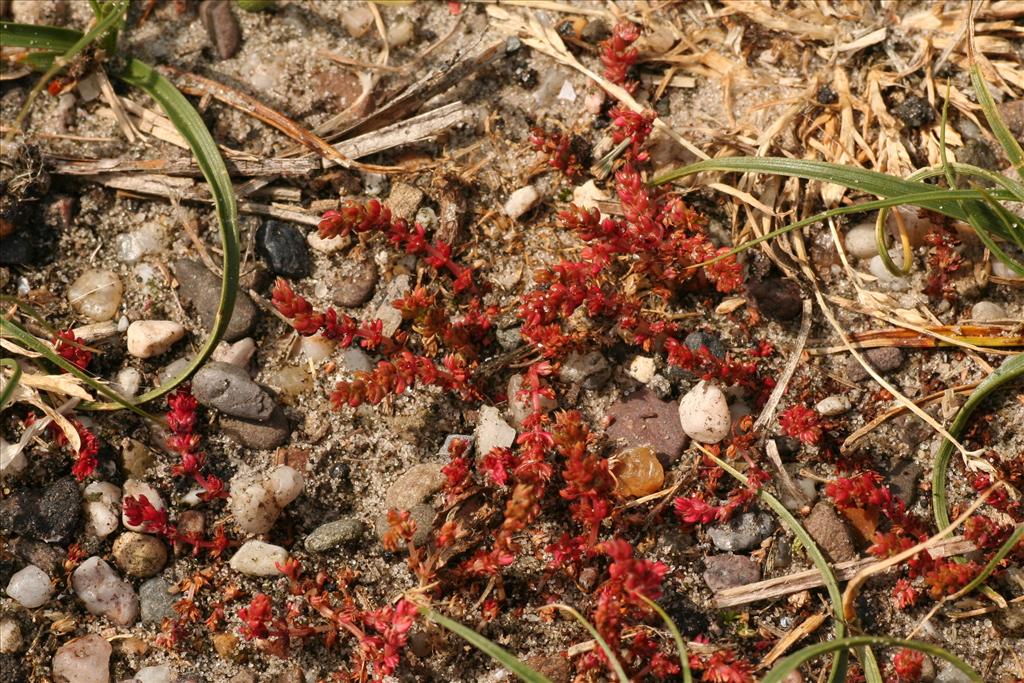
[0, 476, 82, 545]
[256, 221, 310, 278]
[816, 84, 838, 105]
[894, 95, 934, 128]
[684, 330, 726, 359]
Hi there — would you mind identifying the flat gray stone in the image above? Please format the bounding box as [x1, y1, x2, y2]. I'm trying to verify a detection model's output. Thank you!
[703, 554, 760, 591]
[708, 512, 774, 552]
[305, 518, 365, 553]
[220, 406, 290, 449]
[139, 578, 175, 625]
[173, 259, 257, 342]
[192, 361, 275, 420]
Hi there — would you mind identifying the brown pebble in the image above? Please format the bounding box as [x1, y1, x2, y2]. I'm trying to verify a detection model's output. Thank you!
[804, 502, 857, 562]
[213, 632, 241, 660]
[749, 277, 803, 321]
[112, 532, 168, 578]
[332, 257, 378, 308]
[611, 446, 664, 498]
[199, 0, 242, 59]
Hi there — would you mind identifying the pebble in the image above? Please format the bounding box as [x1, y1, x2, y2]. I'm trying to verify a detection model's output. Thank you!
[229, 465, 304, 534]
[115, 224, 165, 264]
[475, 406, 517, 457]
[331, 257, 379, 307]
[373, 273, 410, 337]
[997, 99, 1024, 138]
[708, 512, 775, 552]
[339, 347, 372, 373]
[496, 326, 523, 350]
[935, 663, 973, 683]
[993, 602, 1024, 637]
[192, 361, 275, 420]
[113, 367, 142, 398]
[10, 538, 64, 576]
[385, 463, 447, 512]
[844, 222, 879, 259]
[139, 577, 176, 625]
[815, 395, 851, 416]
[132, 664, 175, 683]
[120, 439, 154, 478]
[558, 350, 610, 388]
[173, 259, 257, 342]
[387, 15, 415, 47]
[362, 171, 389, 197]
[126, 320, 186, 359]
[626, 355, 657, 383]
[230, 540, 288, 576]
[256, 221, 310, 278]
[685, 330, 726, 359]
[5, 564, 52, 608]
[388, 182, 424, 221]
[212, 337, 257, 368]
[749, 277, 802, 321]
[868, 254, 911, 291]
[112, 532, 168, 578]
[777, 464, 817, 511]
[199, 0, 242, 59]
[970, 300, 1007, 322]
[804, 502, 857, 562]
[845, 347, 905, 382]
[702, 554, 761, 591]
[415, 207, 438, 231]
[894, 95, 933, 128]
[1, 442, 27, 478]
[888, 460, 923, 506]
[84, 481, 121, 539]
[376, 502, 434, 547]
[341, 4, 374, 37]
[158, 358, 191, 386]
[122, 480, 166, 532]
[52, 634, 111, 683]
[678, 381, 731, 444]
[68, 269, 123, 322]
[607, 389, 689, 464]
[298, 334, 335, 361]
[305, 518, 365, 553]
[610, 447, 664, 498]
[507, 374, 557, 428]
[0, 476, 82, 544]
[72, 556, 140, 626]
[992, 258, 1018, 279]
[503, 185, 541, 220]
[0, 618, 22, 653]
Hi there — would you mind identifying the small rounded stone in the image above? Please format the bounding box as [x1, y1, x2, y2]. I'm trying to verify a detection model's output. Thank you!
[126, 320, 186, 358]
[5, 564, 52, 608]
[229, 540, 288, 576]
[504, 185, 541, 220]
[844, 222, 879, 259]
[970, 300, 1007, 322]
[68, 269, 123, 321]
[678, 381, 731, 444]
[112, 532, 168, 578]
[0, 618, 22, 653]
[52, 634, 111, 683]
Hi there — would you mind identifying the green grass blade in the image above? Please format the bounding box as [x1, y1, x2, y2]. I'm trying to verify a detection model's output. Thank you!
[703, 451, 847, 683]
[972, 65, 1024, 170]
[933, 353, 1024, 530]
[0, 317, 156, 421]
[954, 523, 1024, 600]
[652, 157, 976, 221]
[634, 594, 692, 683]
[78, 57, 240, 411]
[5, 0, 128, 139]
[420, 608, 553, 683]
[0, 358, 23, 410]
[763, 636, 982, 683]
[553, 604, 629, 683]
[0, 21, 81, 50]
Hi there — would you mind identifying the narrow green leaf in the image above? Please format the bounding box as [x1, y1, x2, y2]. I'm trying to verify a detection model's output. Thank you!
[0, 21, 81, 50]
[0, 358, 23, 410]
[933, 354, 1024, 531]
[703, 452, 847, 683]
[0, 316, 156, 421]
[763, 636, 982, 683]
[553, 604, 630, 683]
[634, 594, 692, 683]
[421, 608, 553, 683]
[972, 65, 1024, 170]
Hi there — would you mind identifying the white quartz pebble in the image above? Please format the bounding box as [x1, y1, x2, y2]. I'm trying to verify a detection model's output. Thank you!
[52, 634, 111, 683]
[84, 481, 122, 539]
[5, 565, 52, 608]
[68, 269, 123, 322]
[72, 557, 139, 626]
[503, 185, 541, 221]
[126, 320, 185, 358]
[230, 540, 288, 576]
[122, 480, 166, 532]
[678, 381, 731, 444]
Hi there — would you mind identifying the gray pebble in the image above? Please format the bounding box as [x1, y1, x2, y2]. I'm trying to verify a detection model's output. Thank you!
[970, 300, 1007, 322]
[703, 554, 760, 591]
[991, 602, 1024, 638]
[558, 350, 610, 389]
[845, 347, 905, 382]
[220, 406, 290, 449]
[888, 459, 922, 506]
[684, 330, 726, 359]
[376, 503, 433, 547]
[708, 512, 774, 552]
[173, 259, 258, 342]
[305, 518, 365, 553]
[192, 361, 275, 420]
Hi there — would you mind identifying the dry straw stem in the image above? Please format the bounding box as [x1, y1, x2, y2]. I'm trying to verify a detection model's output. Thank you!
[840, 484, 1000, 623]
[841, 382, 978, 452]
[757, 613, 826, 670]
